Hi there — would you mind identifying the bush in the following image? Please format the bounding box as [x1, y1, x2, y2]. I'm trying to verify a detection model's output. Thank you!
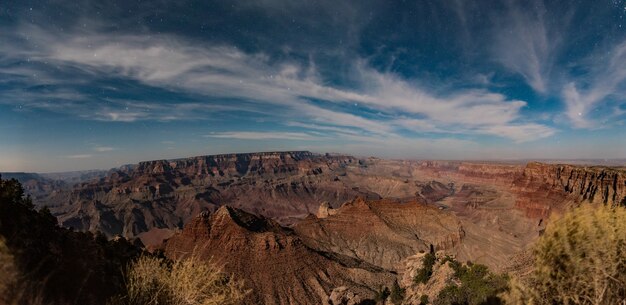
[111, 254, 248, 305]
[434, 261, 508, 305]
[390, 280, 405, 305]
[506, 204, 626, 305]
[374, 286, 391, 302]
[414, 252, 436, 284]
[419, 294, 429, 305]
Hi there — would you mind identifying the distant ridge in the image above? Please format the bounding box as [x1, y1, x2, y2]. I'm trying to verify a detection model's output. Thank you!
[163, 150, 316, 162]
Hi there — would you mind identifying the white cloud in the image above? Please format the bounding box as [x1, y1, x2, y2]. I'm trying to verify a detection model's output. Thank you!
[93, 146, 115, 152]
[65, 154, 93, 159]
[205, 131, 323, 141]
[0, 25, 554, 143]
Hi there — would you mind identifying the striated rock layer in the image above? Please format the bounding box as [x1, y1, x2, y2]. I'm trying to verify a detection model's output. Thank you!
[514, 162, 626, 218]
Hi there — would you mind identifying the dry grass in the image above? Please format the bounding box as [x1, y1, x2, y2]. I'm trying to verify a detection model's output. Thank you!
[110, 254, 248, 305]
[506, 204, 626, 305]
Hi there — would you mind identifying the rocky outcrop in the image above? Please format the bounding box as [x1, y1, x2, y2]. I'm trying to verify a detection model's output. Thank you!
[164, 206, 395, 305]
[401, 252, 457, 304]
[317, 201, 338, 218]
[328, 287, 364, 305]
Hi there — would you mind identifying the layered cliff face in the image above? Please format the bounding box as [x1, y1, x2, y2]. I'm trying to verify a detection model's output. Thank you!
[514, 162, 626, 217]
[128, 151, 318, 177]
[43, 151, 381, 246]
[164, 206, 395, 305]
[415, 161, 524, 185]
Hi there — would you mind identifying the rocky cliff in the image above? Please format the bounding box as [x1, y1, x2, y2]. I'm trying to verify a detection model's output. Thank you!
[514, 162, 626, 217]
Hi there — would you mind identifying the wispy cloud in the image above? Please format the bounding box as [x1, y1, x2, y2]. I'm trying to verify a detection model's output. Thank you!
[490, 0, 561, 94]
[562, 41, 626, 128]
[0, 25, 554, 142]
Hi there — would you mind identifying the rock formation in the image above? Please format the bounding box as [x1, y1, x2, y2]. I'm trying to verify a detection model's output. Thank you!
[164, 206, 395, 305]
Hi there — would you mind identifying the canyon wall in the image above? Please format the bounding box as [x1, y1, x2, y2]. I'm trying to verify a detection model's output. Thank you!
[514, 162, 626, 217]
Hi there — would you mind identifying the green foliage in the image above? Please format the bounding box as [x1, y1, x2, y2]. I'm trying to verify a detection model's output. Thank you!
[390, 280, 405, 305]
[414, 252, 436, 284]
[434, 260, 508, 305]
[419, 294, 430, 305]
[374, 286, 390, 302]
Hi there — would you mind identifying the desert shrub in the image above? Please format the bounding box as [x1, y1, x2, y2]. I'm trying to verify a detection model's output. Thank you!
[390, 280, 405, 305]
[374, 286, 391, 302]
[506, 204, 626, 305]
[419, 294, 430, 305]
[434, 260, 508, 305]
[111, 254, 248, 305]
[414, 252, 437, 284]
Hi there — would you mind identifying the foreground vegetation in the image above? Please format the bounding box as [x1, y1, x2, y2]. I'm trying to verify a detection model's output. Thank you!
[409, 253, 508, 305]
[0, 175, 141, 304]
[506, 204, 626, 305]
[109, 254, 248, 305]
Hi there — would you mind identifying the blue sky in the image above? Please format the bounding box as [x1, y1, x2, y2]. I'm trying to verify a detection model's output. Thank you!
[1, 0, 626, 172]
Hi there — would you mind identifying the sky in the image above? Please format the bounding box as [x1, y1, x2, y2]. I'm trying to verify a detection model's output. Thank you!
[1, 0, 626, 172]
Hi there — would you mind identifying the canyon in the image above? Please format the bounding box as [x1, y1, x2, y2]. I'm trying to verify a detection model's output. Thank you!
[7, 151, 626, 305]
